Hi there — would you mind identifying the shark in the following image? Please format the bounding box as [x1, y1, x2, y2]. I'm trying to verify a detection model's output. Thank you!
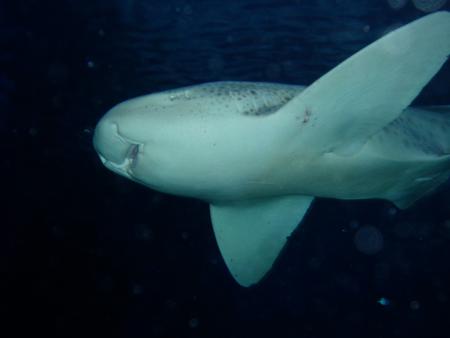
[93, 12, 450, 287]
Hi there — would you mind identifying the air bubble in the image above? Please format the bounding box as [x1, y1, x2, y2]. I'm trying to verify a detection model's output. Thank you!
[377, 297, 391, 306]
[412, 0, 447, 12]
[387, 0, 409, 9]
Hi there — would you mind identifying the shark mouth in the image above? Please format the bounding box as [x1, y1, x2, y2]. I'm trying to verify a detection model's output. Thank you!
[99, 142, 141, 177]
[126, 143, 140, 170]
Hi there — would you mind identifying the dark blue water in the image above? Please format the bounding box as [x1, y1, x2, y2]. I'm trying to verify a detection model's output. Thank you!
[2, 1, 450, 337]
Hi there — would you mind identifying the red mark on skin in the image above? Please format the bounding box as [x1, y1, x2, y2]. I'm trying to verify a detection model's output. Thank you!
[302, 107, 312, 124]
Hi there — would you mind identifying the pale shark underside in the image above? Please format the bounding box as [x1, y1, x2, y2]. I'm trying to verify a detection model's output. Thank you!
[93, 12, 450, 287]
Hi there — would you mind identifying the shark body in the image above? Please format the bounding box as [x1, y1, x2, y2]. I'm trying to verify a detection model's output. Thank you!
[94, 12, 450, 286]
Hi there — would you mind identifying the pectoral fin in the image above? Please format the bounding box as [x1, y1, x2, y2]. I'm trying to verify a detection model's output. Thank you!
[279, 11, 450, 156]
[210, 195, 313, 287]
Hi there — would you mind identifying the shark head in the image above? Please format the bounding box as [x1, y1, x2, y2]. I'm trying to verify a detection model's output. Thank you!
[93, 112, 140, 180]
[93, 89, 218, 197]
[93, 82, 304, 201]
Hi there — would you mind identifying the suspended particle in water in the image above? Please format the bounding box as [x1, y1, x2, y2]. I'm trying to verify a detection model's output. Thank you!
[387, 0, 409, 10]
[377, 297, 391, 306]
[410, 300, 421, 310]
[86, 59, 96, 68]
[412, 0, 448, 12]
[354, 225, 384, 255]
[188, 318, 199, 328]
[387, 207, 398, 218]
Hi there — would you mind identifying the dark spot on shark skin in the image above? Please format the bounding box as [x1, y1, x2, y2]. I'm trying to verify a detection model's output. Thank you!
[302, 107, 312, 124]
[242, 108, 256, 116]
[242, 103, 285, 117]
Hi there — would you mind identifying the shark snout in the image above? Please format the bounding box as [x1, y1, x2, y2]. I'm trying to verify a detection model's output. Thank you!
[93, 117, 142, 176]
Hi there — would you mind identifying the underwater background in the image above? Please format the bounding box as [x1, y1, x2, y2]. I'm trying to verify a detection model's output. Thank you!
[2, 0, 450, 337]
